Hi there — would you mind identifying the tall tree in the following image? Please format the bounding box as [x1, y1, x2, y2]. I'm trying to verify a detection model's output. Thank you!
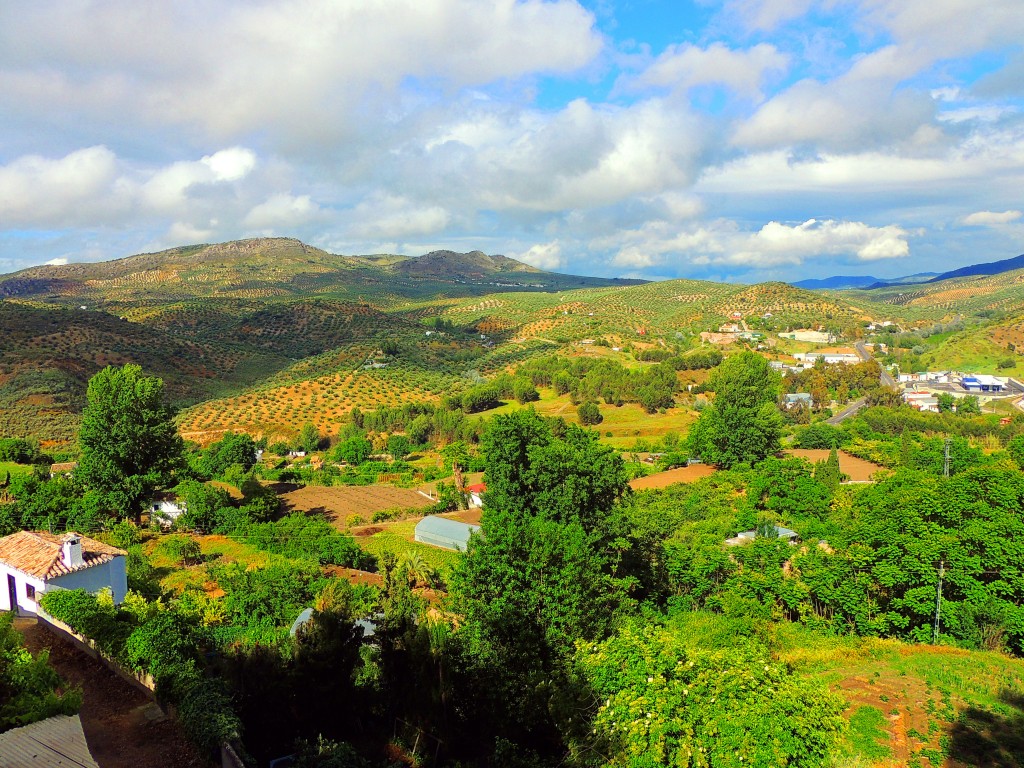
[78, 364, 183, 519]
[689, 351, 783, 468]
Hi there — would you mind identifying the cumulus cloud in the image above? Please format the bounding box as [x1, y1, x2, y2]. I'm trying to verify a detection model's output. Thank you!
[628, 42, 789, 100]
[243, 193, 320, 230]
[607, 218, 910, 270]
[43, 257, 69, 266]
[0, 1, 602, 148]
[347, 195, 451, 240]
[962, 210, 1022, 226]
[512, 241, 564, 271]
[0, 146, 126, 227]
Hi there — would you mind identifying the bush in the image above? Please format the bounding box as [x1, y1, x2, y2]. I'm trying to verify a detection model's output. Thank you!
[39, 589, 132, 658]
[577, 401, 603, 426]
[177, 679, 241, 754]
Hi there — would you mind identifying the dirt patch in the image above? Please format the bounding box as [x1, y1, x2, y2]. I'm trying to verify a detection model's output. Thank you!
[630, 463, 717, 490]
[351, 525, 385, 537]
[324, 566, 385, 587]
[279, 484, 433, 523]
[15, 618, 210, 768]
[785, 449, 885, 482]
[444, 507, 483, 525]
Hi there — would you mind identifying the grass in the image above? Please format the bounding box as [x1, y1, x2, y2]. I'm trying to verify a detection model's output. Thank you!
[478, 387, 698, 449]
[846, 705, 893, 761]
[358, 532, 461, 577]
[0, 461, 34, 479]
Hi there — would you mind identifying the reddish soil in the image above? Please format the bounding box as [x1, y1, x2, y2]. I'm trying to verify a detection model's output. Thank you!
[444, 507, 483, 525]
[279, 484, 433, 523]
[14, 618, 210, 768]
[324, 566, 385, 587]
[785, 449, 886, 482]
[630, 463, 717, 490]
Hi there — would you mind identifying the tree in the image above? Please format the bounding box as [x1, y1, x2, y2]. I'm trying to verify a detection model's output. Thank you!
[577, 401, 603, 426]
[333, 436, 372, 465]
[203, 431, 258, 477]
[386, 434, 411, 461]
[688, 351, 783, 468]
[298, 422, 322, 453]
[78, 365, 183, 520]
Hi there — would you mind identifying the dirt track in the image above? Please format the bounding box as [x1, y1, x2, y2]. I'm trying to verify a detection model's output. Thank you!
[15, 618, 209, 768]
[279, 484, 433, 522]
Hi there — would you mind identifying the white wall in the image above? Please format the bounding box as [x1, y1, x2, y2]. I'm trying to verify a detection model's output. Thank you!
[0, 564, 46, 614]
[49, 557, 128, 604]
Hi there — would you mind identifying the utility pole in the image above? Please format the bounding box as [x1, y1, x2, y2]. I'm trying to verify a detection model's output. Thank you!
[943, 437, 951, 478]
[932, 560, 945, 644]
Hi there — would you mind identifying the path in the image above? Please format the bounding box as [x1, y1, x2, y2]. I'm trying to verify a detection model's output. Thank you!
[827, 397, 866, 425]
[14, 617, 209, 768]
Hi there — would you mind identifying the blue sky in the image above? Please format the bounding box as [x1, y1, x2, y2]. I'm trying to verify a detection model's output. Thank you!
[1, 0, 1022, 283]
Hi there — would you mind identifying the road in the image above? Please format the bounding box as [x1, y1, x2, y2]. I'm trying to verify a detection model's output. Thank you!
[855, 341, 896, 386]
[827, 397, 867, 425]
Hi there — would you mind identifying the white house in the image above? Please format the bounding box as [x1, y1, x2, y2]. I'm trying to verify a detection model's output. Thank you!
[465, 483, 486, 509]
[149, 498, 186, 530]
[0, 531, 127, 615]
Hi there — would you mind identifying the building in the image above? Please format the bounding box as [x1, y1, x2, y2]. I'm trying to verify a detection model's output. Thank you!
[782, 393, 812, 409]
[465, 483, 486, 509]
[149, 497, 186, 530]
[49, 462, 77, 478]
[413, 516, 481, 551]
[961, 374, 1006, 392]
[0, 531, 127, 615]
[903, 391, 939, 412]
[725, 526, 799, 546]
[0, 715, 99, 767]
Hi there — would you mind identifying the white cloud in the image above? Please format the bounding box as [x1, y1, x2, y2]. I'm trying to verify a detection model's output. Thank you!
[347, 195, 451, 239]
[607, 217, 910, 269]
[512, 241, 564, 270]
[141, 148, 257, 213]
[627, 42, 789, 100]
[43, 257, 69, 266]
[962, 210, 1022, 226]
[0, 1, 602, 148]
[0, 146, 125, 227]
[722, 0, 816, 32]
[243, 193, 320, 229]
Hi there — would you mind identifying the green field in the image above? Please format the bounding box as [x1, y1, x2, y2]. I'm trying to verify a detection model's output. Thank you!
[0, 461, 34, 480]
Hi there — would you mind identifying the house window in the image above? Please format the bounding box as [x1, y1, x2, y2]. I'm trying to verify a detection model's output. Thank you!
[25, 583, 35, 600]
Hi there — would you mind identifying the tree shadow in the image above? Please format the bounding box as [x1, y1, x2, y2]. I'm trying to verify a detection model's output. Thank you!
[947, 689, 1024, 767]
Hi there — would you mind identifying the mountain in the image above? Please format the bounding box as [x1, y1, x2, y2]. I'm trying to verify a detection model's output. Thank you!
[0, 238, 643, 306]
[927, 253, 1024, 283]
[794, 273, 938, 290]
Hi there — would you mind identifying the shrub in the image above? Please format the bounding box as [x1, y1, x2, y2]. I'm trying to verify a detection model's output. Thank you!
[177, 679, 242, 755]
[577, 401, 603, 426]
[39, 589, 132, 658]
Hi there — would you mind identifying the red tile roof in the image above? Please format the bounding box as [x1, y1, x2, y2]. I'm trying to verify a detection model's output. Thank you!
[0, 531, 125, 581]
[465, 483, 487, 493]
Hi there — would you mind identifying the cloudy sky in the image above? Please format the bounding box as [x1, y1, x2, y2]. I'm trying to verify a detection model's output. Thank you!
[1, 0, 1022, 283]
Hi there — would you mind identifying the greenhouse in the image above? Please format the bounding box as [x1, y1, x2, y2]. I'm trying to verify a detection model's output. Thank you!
[413, 516, 481, 551]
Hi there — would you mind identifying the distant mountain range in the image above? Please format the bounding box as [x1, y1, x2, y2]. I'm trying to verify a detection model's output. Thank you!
[795, 253, 1024, 292]
[0, 238, 644, 304]
[793, 273, 938, 290]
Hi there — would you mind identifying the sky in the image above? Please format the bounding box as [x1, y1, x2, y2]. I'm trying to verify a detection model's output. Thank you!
[1, 0, 1023, 284]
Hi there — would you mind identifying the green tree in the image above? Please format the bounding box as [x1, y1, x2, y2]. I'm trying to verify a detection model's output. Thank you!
[386, 434, 411, 461]
[298, 422, 322, 453]
[203, 431, 258, 477]
[577, 401, 603, 426]
[0, 612, 81, 731]
[689, 351, 782, 468]
[333, 436, 372, 465]
[78, 364, 183, 520]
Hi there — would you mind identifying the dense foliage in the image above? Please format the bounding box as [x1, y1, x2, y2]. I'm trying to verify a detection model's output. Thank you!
[0, 612, 81, 731]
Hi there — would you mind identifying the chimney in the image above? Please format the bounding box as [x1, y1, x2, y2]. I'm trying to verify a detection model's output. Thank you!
[61, 534, 84, 569]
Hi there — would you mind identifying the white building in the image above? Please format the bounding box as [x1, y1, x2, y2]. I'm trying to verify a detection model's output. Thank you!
[0, 531, 127, 615]
[150, 499, 186, 530]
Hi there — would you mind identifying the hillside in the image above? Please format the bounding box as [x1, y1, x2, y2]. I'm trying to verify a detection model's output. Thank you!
[0, 237, 924, 446]
[0, 238, 640, 307]
[928, 253, 1024, 283]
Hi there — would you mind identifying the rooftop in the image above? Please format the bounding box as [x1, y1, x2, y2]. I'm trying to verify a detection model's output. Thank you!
[0, 531, 126, 580]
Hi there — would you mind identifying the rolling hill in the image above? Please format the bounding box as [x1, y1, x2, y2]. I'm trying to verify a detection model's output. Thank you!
[0, 236, 951, 446]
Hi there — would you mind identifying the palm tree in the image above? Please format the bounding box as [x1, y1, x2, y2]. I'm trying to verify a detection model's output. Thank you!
[400, 551, 437, 589]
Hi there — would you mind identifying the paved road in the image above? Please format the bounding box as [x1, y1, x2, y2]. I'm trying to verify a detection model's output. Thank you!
[855, 341, 896, 386]
[827, 397, 867, 425]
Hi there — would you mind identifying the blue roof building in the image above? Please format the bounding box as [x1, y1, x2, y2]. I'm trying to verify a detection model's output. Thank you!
[414, 516, 481, 551]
